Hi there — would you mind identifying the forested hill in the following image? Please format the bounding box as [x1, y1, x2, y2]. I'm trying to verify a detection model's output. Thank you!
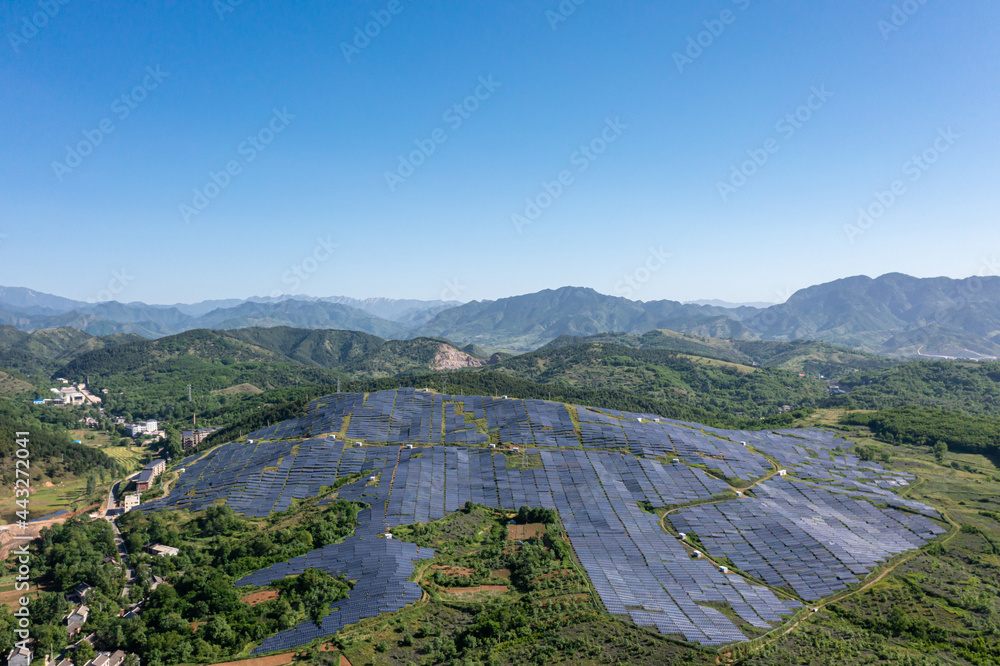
[0, 400, 121, 487]
[538, 330, 892, 375]
[0, 325, 141, 376]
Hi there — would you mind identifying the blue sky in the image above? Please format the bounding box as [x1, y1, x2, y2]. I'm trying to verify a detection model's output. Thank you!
[2, 0, 998, 305]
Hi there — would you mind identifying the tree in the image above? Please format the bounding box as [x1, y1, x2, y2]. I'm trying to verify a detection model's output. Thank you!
[933, 440, 948, 462]
[124, 654, 140, 666]
[87, 473, 97, 496]
[73, 640, 97, 666]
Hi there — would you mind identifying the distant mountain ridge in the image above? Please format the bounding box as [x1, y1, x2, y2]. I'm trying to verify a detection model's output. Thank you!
[1, 274, 998, 358]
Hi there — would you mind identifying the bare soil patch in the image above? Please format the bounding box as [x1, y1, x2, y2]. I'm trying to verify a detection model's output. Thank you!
[240, 589, 280, 606]
[508, 523, 545, 540]
[445, 585, 509, 595]
[206, 654, 294, 666]
[432, 564, 474, 576]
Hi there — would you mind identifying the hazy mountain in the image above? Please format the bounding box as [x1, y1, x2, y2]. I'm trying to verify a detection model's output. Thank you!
[684, 299, 776, 309]
[3, 274, 1000, 358]
[0, 292, 417, 340]
[194, 300, 412, 339]
[415, 287, 745, 351]
[316, 296, 461, 323]
[0, 286, 85, 314]
[417, 276, 1000, 357]
[743, 274, 1000, 357]
[165, 299, 246, 317]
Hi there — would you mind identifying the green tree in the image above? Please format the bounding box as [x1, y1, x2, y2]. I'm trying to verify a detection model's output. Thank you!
[73, 640, 97, 666]
[933, 440, 948, 462]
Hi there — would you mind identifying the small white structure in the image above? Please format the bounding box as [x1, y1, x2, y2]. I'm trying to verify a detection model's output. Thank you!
[406, 444, 413, 449]
[692, 550, 701, 558]
[719, 565, 729, 574]
[636, 418, 643, 422]
[123, 493, 141, 511]
[777, 469, 788, 477]
[148, 544, 179, 557]
[385, 533, 393, 539]
[489, 444, 496, 449]
[672, 458, 680, 464]
[501, 395, 508, 399]
[356, 442, 364, 447]
[512, 446, 519, 452]
[678, 532, 686, 540]
[368, 475, 377, 483]
[735, 491, 743, 497]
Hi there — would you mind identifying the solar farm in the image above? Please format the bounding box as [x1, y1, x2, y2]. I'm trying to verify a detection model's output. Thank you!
[142, 388, 946, 652]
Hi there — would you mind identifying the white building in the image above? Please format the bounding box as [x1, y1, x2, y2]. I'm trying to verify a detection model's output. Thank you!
[123, 493, 141, 511]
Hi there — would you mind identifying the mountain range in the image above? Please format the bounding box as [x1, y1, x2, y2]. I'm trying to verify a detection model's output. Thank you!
[2, 273, 999, 358]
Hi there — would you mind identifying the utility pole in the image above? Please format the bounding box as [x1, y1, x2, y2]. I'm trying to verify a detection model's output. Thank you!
[337, 379, 341, 393]
[188, 384, 192, 402]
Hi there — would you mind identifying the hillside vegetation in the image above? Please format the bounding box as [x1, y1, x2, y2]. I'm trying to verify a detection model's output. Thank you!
[490, 341, 827, 418]
[540, 330, 891, 375]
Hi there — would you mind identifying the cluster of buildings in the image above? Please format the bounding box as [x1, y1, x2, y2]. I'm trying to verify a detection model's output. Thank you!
[124, 419, 164, 440]
[181, 427, 219, 450]
[32, 384, 90, 406]
[6, 644, 130, 666]
[135, 459, 166, 492]
[3, 579, 138, 666]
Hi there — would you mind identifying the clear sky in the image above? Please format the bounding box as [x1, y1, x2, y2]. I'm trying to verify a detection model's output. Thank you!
[2, 1, 998, 306]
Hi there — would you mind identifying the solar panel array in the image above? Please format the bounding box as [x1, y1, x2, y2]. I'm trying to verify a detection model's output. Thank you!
[239, 506, 431, 654]
[140, 390, 945, 652]
[670, 480, 946, 600]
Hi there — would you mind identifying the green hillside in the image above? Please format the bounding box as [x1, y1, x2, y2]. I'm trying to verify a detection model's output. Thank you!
[0, 325, 142, 377]
[832, 360, 1000, 415]
[488, 341, 827, 418]
[540, 330, 891, 375]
